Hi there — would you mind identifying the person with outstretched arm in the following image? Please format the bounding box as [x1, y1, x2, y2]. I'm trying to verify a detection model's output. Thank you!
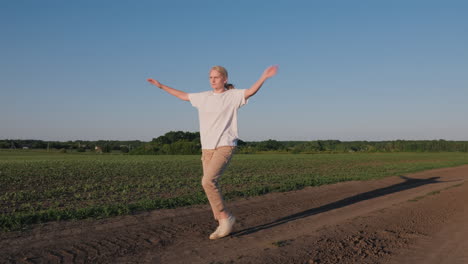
[147, 65, 278, 239]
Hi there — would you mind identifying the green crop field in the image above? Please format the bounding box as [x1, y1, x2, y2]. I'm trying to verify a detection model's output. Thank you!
[1, 150, 467, 231]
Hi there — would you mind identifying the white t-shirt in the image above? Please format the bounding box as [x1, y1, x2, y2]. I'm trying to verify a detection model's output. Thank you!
[188, 89, 248, 149]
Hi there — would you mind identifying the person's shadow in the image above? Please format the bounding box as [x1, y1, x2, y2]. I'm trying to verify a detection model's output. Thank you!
[232, 175, 458, 237]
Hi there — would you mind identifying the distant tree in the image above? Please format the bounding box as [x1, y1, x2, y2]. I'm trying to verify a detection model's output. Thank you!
[256, 139, 284, 151]
[152, 135, 171, 145]
[120, 146, 130, 153]
[103, 144, 111, 153]
[237, 139, 247, 147]
[77, 147, 86, 152]
[0, 141, 9, 149]
[151, 131, 200, 145]
[31, 141, 47, 149]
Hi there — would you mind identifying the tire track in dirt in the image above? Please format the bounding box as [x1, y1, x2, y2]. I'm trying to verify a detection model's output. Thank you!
[0, 165, 467, 263]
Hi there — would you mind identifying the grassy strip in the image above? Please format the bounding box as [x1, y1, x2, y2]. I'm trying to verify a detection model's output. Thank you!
[1, 179, 339, 231]
[0, 194, 207, 231]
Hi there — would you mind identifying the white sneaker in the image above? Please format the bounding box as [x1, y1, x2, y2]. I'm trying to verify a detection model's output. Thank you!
[209, 226, 222, 240]
[209, 215, 236, 240]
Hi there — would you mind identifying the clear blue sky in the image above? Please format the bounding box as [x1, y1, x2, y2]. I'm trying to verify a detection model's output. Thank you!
[1, 0, 467, 141]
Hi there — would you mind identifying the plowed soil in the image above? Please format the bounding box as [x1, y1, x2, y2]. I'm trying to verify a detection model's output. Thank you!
[1, 165, 467, 264]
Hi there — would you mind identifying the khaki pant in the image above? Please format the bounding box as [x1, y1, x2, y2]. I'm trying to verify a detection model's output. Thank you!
[201, 146, 236, 220]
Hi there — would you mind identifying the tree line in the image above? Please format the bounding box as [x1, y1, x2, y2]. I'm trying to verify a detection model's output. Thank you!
[2, 132, 468, 154]
[130, 132, 468, 154]
[0, 139, 144, 153]
[129, 131, 201, 155]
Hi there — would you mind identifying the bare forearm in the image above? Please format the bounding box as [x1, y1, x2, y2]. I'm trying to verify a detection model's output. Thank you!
[245, 76, 268, 99]
[244, 65, 279, 100]
[148, 78, 189, 101]
[159, 84, 189, 101]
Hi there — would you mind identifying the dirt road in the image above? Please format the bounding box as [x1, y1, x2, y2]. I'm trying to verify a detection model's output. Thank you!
[1, 165, 467, 263]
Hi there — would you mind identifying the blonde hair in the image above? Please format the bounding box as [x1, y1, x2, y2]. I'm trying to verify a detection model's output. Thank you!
[210, 65, 235, 90]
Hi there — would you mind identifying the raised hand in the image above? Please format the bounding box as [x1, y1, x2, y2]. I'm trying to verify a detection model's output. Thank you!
[244, 65, 279, 99]
[147, 78, 162, 88]
[262, 65, 279, 79]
